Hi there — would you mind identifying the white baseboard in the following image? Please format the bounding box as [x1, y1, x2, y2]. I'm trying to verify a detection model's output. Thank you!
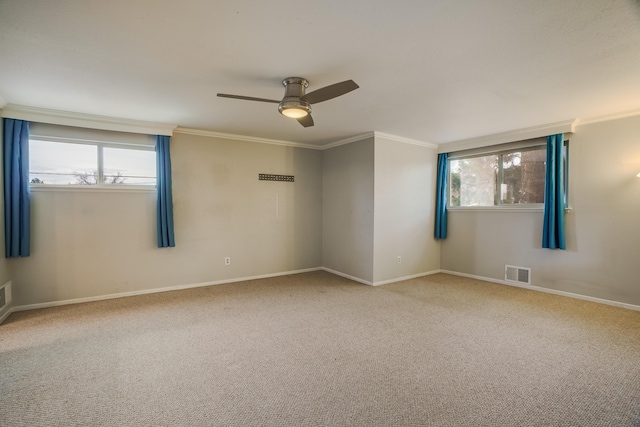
[440, 270, 640, 312]
[7, 267, 440, 315]
[9, 267, 637, 316]
[373, 270, 442, 286]
[12, 267, 323, 313]
[320, 267, 442, 287]
[321, 267, 373, 286]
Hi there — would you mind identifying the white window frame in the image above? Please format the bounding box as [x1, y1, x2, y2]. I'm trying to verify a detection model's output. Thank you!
[29, 135, 157, 192]
[447, 140, 569, 212]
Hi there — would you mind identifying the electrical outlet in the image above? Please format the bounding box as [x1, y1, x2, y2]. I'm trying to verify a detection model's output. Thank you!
[224, 257, 231, 266]
[397, 256, 401, 263]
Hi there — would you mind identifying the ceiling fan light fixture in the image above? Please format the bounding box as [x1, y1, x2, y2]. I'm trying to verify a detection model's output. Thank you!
[281, 107, 309, 119]
[278, 100, 311, 119]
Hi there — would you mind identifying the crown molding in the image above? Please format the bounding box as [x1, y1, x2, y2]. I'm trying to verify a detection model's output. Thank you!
[175, 129, 437, 151]
[321, 131, 436, 150]
[174, 128, 437, 152]
[173, 127, 322, 150]
[0, 104, 176, 136]
[321, 132, 375, 150]
[575, 107, 640, 126]
[438, 119, 577, 153]
[373, 131, 438, 149]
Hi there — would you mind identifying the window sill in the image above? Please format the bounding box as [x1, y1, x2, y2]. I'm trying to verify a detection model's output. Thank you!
[30, 185, 156, 193]
[447, 206, 572, 213]
[448, 206, 543, 213]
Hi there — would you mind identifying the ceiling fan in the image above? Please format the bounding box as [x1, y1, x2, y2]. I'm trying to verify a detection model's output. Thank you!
[217, 77, 359, 128]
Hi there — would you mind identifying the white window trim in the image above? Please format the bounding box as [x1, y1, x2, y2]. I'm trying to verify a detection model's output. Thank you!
[29, 135, 157, 191]
[448, 145, 547, 209]
[447, 205, 544, 212]
[447, 139, 546, 160]
[447, 139, 570, 211]
[30, 184, 156, 193]
[447, 206, 573, 213]
[30, 134, 154, 150]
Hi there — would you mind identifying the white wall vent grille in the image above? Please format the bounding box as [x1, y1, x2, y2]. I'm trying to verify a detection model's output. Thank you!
[505, 265, 531, 285]
[0, 281, 11, 313]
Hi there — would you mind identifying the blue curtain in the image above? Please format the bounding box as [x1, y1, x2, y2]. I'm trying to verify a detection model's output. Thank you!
[542, 134, 566, 250]
[156, 135, 175, 248]
[3, 118, 31, 257]
[435, 153, 448, 239]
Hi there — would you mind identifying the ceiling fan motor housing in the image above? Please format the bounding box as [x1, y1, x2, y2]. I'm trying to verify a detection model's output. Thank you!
[278, 77, 311, 117]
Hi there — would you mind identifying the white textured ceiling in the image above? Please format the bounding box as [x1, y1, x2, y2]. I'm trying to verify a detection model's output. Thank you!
[1, 0, 640, 147]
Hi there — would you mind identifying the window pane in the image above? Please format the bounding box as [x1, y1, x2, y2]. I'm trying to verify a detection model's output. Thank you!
[29, 140, 97, 185]
[449, 155, 498, 207]
[501, 148, 546, 204]
[103, 147, 156, 185]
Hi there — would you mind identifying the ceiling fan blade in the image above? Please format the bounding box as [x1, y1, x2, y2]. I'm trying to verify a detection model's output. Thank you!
[301, 80, 359, 104]
[297, 114, 314, 127]
[217, 93, 280, 103]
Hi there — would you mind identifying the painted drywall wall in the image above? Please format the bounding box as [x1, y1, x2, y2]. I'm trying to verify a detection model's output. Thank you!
[441, 114, 640, 306]
[10, 132, 322, 306]
[373, 137, 440, 283]
[322, 138, 375, 283]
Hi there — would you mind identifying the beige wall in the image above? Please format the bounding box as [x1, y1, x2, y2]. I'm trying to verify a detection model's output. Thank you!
[11, 132, 323, 306]
[9, 113, 640, 308]
[441, 114, 640, 306]
[322, 138, 375, 282]
[373, 136, 439, 282]
[13, 131, 439, 305]
[322, 135, 440, 284]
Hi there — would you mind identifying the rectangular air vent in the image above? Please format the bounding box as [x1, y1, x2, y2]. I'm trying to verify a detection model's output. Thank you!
[259, 174, 294, 182]
[0, 281, 11, 313]
[505, 265, 531, 285]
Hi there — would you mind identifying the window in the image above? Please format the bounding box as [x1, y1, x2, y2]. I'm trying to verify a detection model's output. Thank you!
[29, 139, 156, 187]
[449, 141, 568, 207]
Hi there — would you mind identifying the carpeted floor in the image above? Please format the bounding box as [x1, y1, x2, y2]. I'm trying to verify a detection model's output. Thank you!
[1, 271, 639, 426]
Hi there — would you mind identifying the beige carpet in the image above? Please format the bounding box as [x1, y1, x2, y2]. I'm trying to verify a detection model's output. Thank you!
[1, 271, 639, 426]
